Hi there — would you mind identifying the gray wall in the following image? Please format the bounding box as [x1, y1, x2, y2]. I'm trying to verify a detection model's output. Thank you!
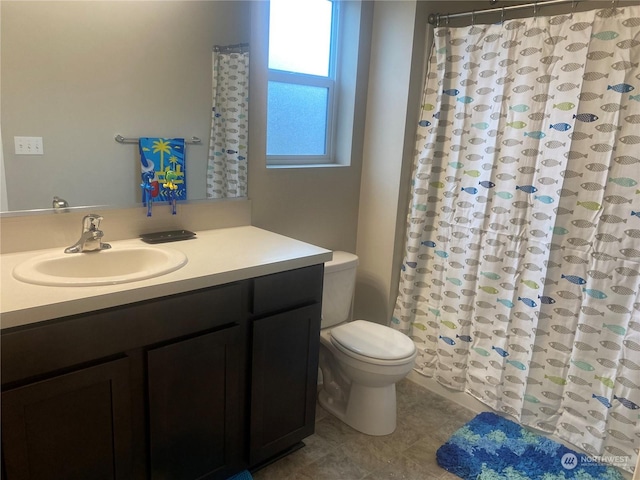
[354, 0, 423, 325]
[4, 0, 632, 309]
[5, 1, 638, 465]
[248, 1, 372, 253]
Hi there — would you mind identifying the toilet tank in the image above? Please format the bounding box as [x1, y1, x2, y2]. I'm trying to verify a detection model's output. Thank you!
[322, 251, 359, 329]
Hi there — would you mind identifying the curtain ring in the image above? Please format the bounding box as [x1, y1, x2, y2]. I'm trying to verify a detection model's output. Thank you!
[472, 10, 476, 26]
[436, 14, 440, 28]
[501, 6, 505, 24]
[447, 13, 451, 25]
[533, 2, 538, 18]
[571, 0, 577, 17]
[609, 0, 619, 15]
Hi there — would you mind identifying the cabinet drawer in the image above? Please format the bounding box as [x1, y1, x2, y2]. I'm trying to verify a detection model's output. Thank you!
[252, 265, 323, 316]
[2, 282, 246, 385]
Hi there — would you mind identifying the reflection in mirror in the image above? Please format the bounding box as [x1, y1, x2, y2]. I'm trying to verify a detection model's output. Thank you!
[207, 44, 249, 199]
[1, 1, 251, 213]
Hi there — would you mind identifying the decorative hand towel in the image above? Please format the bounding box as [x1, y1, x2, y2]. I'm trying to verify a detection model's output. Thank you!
[139, 138, 187, 205]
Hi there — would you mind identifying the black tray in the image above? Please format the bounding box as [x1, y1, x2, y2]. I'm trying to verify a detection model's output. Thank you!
[140, 230, 196, 244]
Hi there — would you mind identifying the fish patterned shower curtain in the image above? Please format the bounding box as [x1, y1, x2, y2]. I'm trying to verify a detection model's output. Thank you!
[207, 48, 249, 199]
[393, 5, 640, 474]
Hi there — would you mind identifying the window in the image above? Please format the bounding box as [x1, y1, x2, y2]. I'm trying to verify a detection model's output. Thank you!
[267, 0, 339, 165]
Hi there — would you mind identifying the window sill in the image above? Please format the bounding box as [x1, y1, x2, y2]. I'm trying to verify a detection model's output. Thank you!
[266, 163, 350, 170]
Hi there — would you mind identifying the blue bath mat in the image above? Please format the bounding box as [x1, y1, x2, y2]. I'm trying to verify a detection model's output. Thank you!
[436, 412, 625, 480]
[226, 470, 252, 480]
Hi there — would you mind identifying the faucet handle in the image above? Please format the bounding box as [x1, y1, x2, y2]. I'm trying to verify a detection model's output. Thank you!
[83, 214, 103, 232]
[52, 196, 69, 211]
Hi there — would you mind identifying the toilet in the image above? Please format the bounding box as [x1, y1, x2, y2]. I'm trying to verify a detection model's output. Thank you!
[318, 251, 417, 436]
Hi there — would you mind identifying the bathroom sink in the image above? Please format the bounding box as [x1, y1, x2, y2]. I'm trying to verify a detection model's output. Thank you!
[13, 245, 188, 286]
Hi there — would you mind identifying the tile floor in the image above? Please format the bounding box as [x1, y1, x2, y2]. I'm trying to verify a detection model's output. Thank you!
[252, 379, 475, 480]
[253, 378, 633, 480]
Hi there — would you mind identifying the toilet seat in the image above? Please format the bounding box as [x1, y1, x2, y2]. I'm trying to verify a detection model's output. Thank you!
[330, 320, 416, 366]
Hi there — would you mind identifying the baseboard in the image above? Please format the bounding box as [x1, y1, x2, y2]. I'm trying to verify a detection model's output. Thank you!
[406, 370, 488, 413]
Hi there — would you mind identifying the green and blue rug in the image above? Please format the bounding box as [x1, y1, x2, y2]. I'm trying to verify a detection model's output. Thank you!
[436, 412, 625, 480]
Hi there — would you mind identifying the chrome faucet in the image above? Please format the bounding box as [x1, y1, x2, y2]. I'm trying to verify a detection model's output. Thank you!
[64, 214, 112, 254]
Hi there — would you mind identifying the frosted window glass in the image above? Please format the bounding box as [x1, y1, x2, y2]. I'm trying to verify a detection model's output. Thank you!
[268, 0, 332, 77]
[267, 82, 328, 156]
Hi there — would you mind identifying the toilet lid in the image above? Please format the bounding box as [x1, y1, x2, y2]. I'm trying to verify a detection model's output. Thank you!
[331, 320, 416, 360]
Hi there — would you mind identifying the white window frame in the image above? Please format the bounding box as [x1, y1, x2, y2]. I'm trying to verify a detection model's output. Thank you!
[266, 0, 340, 166]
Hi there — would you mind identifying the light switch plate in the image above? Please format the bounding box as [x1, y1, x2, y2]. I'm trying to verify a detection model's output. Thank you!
[14, 136, 44, 155]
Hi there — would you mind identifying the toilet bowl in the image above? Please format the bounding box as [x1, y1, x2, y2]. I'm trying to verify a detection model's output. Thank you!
[318, 252, 416, 436]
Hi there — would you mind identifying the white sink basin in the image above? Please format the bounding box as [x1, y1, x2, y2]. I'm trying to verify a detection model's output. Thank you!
[13, 246, 188, 286]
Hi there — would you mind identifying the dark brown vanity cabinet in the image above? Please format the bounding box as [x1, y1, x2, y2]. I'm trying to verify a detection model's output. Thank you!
[1, 357, 133, 480]
[1, 282, 247, 480]
[1, 264, 324, 480]
[249, 266, 323, 467]
[147, 326, 245, 480]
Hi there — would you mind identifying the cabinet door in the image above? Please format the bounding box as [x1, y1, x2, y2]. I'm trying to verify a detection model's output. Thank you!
[147, 325, 245, 480]
[1, 357, 132, 480]
[250, 303, 321, 466]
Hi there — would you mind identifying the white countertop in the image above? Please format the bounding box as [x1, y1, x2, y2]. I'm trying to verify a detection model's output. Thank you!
[0, 226, 332, 330]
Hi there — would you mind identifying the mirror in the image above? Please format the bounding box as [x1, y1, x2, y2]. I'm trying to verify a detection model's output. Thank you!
[1, 1, 251, 213]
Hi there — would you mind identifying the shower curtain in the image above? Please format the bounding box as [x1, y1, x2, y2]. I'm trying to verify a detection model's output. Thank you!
[206, 47, 249, 199]
[393, 5, 640, 473]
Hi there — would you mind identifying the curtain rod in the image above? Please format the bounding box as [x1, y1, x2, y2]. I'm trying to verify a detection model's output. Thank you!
[214, 43, 249, 53]
[428, 0, 582, 25]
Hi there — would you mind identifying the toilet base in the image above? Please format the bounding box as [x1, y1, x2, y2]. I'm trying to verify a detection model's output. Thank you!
[318, 382, 397, 436]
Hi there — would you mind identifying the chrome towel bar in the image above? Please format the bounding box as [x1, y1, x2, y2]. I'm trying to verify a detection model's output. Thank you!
[115, 134, 202, 144]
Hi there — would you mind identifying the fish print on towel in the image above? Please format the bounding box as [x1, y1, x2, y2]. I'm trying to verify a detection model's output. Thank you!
[392, 4, 640, 474]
